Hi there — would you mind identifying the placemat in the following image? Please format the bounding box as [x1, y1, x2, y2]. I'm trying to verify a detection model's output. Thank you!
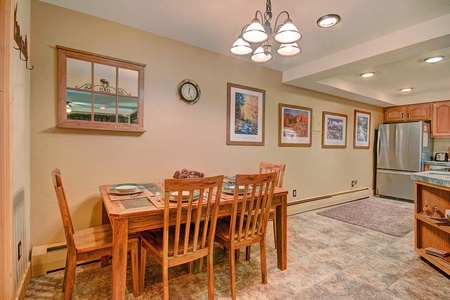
[122, 197, 153, 209]
[108, 189, 154, 201]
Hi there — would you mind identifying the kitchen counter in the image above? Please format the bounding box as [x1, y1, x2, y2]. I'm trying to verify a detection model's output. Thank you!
[411, 171, 450, 188]
[423, 161, 450, 167]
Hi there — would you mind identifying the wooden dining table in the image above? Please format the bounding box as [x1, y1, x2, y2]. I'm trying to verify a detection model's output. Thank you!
[100, 183, 288, 299]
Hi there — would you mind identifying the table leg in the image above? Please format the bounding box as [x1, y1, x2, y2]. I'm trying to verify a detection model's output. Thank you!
[110, 217, 129, 299]
[275, 194, 287, 270]
[101, 203, 110, 267]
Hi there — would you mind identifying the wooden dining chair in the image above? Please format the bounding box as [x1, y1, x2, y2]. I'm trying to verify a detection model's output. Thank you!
[51, 168, 139, 300]
[260, 161, 286, 244]
[139, 175, 224, 300]
[214, 172, 277, 300]
[245, 162, 286, 260]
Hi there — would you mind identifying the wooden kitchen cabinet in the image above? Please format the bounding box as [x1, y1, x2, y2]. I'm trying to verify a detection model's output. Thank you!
[384, 104, 431, 122]
[407, 103, 431, 121]
[432, 101, 450, 137]
[414, 181, 450, 276]
[384, 106, 407, 122]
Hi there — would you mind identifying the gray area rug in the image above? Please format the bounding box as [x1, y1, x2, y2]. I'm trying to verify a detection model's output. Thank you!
[317, 198, 413, 237]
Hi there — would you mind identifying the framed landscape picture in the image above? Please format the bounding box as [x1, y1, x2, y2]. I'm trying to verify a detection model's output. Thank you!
[353, 110, 371, 149]
[322, 111, 347, 148]
[226, 83, 265, 146]
[278, 103, 312, 147]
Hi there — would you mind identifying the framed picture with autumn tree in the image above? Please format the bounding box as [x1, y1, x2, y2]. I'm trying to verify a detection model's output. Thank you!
[353, 110, 371, 149]
[226, 83, 265, 146]
[278, 103, 312, 147]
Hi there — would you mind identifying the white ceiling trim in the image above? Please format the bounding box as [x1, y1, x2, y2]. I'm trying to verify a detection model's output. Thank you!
[283, 14, 450, 106]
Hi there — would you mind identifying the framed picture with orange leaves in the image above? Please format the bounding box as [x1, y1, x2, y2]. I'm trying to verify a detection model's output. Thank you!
[226, 83, 265, 146]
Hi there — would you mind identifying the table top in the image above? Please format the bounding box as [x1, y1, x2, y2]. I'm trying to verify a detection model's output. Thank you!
[100, 183, 287, 218]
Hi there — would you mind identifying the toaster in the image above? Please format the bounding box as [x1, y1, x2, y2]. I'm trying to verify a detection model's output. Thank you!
[434, 152, 449, 162]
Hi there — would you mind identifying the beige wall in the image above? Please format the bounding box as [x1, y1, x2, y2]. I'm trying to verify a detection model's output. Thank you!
[12, 0, 31, 296]
[30, 1, 384, 246]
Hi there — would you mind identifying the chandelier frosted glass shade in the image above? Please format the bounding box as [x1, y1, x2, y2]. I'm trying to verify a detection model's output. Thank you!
[251, 45, 272, 63]
[242, 18, 269, 43]
[229, 0, 302, 63]
[274, 19, 301, 44]
[277, 43, 301, 56]
[230, 37, 253, 55]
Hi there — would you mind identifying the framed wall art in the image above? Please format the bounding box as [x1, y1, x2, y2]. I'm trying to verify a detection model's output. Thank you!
[278, 103, 312, 147]
[353, 110, 371, 149]
[226, 83, 265, 146]
[322, 111, 348, 148]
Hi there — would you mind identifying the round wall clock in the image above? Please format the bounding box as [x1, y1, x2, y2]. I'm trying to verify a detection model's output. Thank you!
[177, 79, 201, 105]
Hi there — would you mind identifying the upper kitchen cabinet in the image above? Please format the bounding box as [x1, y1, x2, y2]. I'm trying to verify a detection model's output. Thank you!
[384, 106, 407, 122]
[384, 103, 431, 123]
[57, 46, 146, 133]
[432, 101, 450, 137]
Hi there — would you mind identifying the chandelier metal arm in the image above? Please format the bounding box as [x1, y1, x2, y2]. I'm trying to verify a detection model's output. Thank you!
[273, 11, 290, 32]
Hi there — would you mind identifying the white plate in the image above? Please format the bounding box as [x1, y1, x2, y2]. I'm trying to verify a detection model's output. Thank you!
[109, 184, 145, 195]
[222, 184, 252, 195]
[169, 191, 200, 202]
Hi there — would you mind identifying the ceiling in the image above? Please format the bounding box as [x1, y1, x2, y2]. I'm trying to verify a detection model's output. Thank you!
[40, 0, 450, 108]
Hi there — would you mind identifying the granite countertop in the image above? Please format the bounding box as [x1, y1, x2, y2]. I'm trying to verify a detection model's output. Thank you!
[411, 171, 450, 188]
[423, 161, 450, 167]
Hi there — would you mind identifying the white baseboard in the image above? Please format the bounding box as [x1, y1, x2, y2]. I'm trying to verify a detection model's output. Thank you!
[287, 187, 373, 215]
[31, 242, 100, 277]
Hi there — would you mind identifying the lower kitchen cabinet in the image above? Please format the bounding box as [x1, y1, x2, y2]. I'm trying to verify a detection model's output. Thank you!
[414, 181, 450, 276]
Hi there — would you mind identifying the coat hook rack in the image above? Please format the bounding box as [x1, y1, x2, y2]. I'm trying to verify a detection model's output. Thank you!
[14, 3, 34, 70]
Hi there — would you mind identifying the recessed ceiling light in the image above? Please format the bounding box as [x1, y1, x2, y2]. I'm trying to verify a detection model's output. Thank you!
[360, 72, 376, 78]
[424, 55, 444, 63]
[317, 14, 341, 28]
[400, 88, 413, 92]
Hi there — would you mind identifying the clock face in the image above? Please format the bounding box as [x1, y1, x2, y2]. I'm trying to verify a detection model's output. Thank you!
[181, 83, 198, 101]
[177, 79, 201, 104]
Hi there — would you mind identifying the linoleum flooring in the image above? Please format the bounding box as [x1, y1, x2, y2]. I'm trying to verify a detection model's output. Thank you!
[25, 197, 450, 299]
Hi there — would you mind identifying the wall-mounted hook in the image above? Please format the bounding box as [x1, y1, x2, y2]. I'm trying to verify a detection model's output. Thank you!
[14, 3, 34, 70]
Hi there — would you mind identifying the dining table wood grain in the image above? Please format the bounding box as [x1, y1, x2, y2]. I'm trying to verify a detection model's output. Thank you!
[100, 183, 288, 299]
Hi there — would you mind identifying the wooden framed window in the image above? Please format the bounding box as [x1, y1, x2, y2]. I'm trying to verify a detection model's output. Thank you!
[57, 46, 146, 132]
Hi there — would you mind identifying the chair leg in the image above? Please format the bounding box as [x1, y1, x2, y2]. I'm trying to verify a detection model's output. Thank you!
[207, 252, 214, 300]
[130, 241, 140, 297]
[229, 248, 237, 300]
[273, 214, 277, 249]
[62, 254, 69, 292]
[245, 246, 251, 261]
[260, 239, 268, 284]
[162, 263, 170, 300]
[139, 244, 147, 293]
[188, 261, 194, 274]
[63, 254, 77, 300]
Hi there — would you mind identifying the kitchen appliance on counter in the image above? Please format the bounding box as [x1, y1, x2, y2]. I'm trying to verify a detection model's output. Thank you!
[376, 121, 433, 201]
[434, 152, 449, 162]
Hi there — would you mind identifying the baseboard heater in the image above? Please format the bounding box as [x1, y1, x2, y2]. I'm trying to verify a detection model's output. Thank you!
[31, 242, 99, 277]
[287, 187, 372, 215]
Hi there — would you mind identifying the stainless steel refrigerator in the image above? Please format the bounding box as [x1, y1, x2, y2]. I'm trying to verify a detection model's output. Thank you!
[376, 121, 433, 201]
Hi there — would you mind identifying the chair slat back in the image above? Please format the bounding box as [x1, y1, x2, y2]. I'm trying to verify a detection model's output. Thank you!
[230, 172, 277, 245]
[51, 168, 76, 250]
[259, 162, 285, 188]
[163, 175, 224, 261]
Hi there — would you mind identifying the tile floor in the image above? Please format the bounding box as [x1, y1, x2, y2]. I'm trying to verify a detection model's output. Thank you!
[25, 197, 450, 299]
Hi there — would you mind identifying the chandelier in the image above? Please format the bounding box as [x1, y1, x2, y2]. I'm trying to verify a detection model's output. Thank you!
[230, 0, 301, 63]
